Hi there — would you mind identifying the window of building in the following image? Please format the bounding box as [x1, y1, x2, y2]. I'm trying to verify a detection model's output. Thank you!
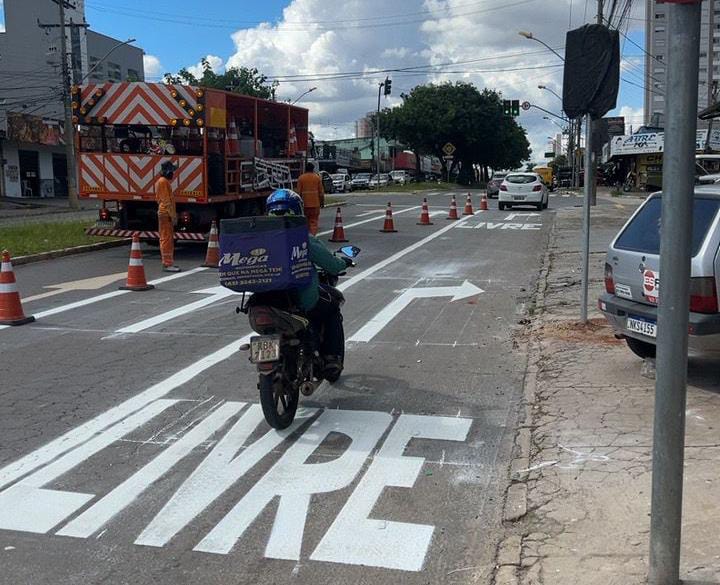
[655, 26, 665, 34]
[107, 62, 122, 82]
[654, 95, 665, 103]
[653, 67, 665, 74]
[656, 39, 666, 46]
[655, 13, 665, 19]
[127, 68, 140, 82]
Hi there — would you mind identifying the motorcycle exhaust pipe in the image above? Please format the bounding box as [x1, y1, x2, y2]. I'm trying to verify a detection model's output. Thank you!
[299, 381, 317, 397]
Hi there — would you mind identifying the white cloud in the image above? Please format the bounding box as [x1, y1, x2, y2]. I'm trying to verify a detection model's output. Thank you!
[617, 105, 645, 131]
[186, 55, 225, 80]
[143, 54, 164, 80]
[203, 0, 646, 163]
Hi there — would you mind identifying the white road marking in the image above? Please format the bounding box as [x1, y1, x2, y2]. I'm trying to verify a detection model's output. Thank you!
[504, 212, 540, 221]
[114, 286, 241, 334]
[57, 401, 246, 539]
[194, 409, 392, 558]
[317, 205, 420, 236]
[0, 399, 178, 533]
[356, 210, 385, 217]
[23, 273, 128, 303]
[457, 222, 542, 231]
[349, 281, 484, 342]
[311, 414, 472, 572]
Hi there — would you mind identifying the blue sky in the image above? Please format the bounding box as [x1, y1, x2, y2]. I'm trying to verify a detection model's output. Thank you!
[78, 0, 647, 157]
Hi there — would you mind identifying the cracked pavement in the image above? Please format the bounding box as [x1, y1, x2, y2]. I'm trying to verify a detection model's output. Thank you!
[510, 196, 720, 585]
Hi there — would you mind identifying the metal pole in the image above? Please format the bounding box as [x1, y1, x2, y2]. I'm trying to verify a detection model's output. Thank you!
[58, 1, 79, 209]
[649, 2, 701, 584]
[590, 0, 604, 206]
[376, 83, 383, 182]
[580, 113, 593, 323]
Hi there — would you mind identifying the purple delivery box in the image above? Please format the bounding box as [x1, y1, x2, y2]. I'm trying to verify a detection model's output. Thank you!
[218, 215, 313, 293]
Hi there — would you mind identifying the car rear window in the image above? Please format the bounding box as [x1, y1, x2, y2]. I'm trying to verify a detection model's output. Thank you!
[614, 196, 720, 257]
[506, 175, 536, 184]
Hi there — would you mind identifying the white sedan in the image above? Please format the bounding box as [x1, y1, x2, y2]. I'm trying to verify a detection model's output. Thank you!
[498, 172, 549, 211]
[369, 174, 390, 189]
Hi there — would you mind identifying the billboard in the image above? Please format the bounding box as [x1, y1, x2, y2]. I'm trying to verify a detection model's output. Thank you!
[7, 112, 65, 146]
[609, 129, 720, 157]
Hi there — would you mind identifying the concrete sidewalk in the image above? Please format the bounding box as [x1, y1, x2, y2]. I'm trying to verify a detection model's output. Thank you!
[504, 196, 720, 584]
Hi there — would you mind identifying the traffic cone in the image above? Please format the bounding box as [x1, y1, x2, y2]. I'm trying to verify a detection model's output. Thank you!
[380, 202, 398, 233]
[226, 118, 240, 155]
[0, 250, 35, 326]
[447, 195, 459, 220]
[120, 235, 155, 291]
[202, 220, 221, 268]
[417, 198, 434, 225]
[462, 193, 474, 215]
[328, 207, 349, 243]
[479, 193, 489, 211]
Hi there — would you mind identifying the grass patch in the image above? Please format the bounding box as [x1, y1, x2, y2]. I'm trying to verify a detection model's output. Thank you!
[0, 219, 119, 257]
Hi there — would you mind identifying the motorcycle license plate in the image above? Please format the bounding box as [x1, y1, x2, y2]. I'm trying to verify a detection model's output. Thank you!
[250, 336, 280, 363]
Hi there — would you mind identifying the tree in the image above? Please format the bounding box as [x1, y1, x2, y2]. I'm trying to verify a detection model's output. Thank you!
[164, 58, 278, 100]
[378, 82, 530, 185]
[548, 154, 568, 168]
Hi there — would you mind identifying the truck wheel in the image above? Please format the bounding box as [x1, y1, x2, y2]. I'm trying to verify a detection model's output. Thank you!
[626, 337, 656, 359]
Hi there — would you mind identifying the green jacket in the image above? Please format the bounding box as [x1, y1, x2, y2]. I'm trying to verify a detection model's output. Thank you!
[296, 235, 347, 311]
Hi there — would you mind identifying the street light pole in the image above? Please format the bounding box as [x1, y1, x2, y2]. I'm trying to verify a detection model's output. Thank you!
[376, 80, 384, 181]
[80, 38, 136, 83]
[291, 86, 317, 105]
[648, 2, 701, 584]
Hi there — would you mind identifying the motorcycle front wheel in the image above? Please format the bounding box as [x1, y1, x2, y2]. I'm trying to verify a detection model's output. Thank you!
[259, 371, 299, 430]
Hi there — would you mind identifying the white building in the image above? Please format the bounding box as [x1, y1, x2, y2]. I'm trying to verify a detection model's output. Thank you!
[0, 0, 144, 198]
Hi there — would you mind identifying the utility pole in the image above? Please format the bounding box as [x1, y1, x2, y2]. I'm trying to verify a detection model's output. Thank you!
[649, 3, 701, 584]
[58, 0, 79, 209]
[376, 80, 385, 183]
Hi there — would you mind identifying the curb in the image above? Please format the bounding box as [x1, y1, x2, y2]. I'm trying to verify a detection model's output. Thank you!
[11, 239, 130, 266]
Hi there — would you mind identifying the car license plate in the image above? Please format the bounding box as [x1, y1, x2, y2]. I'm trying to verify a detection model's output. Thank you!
[626, 317, 657, 338]
[513, 195, 524, 201]
[250, 336, 280, 363]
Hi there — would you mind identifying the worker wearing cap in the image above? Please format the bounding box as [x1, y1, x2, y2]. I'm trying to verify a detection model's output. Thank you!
[156, 161, 181, 272]
[295, 162, 325, 235]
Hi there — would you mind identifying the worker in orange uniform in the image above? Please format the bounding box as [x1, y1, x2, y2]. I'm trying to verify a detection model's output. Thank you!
[295, 162, 325, 235]
[155, 161, 181, 272]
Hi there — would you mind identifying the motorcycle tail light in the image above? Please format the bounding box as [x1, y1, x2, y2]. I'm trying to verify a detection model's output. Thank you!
[179, 211, 192, 226]
[249, 307, 276, 333]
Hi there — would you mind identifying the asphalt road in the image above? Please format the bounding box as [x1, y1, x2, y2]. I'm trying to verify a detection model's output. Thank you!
[0, 189, 584, 585]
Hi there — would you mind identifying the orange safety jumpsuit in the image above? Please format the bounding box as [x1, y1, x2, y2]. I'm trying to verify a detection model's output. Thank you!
[155, 176, 177, 267]
[296, 172, 325, 235]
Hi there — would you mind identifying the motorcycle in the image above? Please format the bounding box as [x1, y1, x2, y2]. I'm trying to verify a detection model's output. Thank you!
[239, 245, 361, 429]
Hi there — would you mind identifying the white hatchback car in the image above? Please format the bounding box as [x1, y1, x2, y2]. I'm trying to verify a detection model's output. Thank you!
[498, 172, 549, 211]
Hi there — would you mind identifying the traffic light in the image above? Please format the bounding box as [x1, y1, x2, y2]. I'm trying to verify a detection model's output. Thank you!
[512, 99, 520, 117]
[384, 78, 392, 96]
[503, 99, 512, 116]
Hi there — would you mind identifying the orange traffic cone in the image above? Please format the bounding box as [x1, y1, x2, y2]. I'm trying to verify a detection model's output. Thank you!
[120, 235, 155, 291]
[202, 220, 221, 268]
[417, 198, 434, 225]
[226, 118, 240, 155]
[328, 207, 349, 243]
[462, 193, 474, 215]
[479, 193, 489, 211]
[0, 250, 35, 326]
[447, 195, 459, 220]
[380, 202, 398, 233]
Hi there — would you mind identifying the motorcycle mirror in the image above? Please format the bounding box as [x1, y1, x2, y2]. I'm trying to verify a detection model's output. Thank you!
[338, 245, 361, 258]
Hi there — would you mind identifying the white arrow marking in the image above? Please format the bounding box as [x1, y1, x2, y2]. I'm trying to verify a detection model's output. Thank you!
[23, 273, 128, 303]
[114, 286, 241, 334]
[504, 212, 540, 221]
[349, 281, 484, 343]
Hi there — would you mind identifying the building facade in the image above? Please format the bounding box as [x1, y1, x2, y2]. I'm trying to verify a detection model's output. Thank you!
[644, 0, 715, 128]
[354, 113, 374, 139]
[0, 0, 144, 198]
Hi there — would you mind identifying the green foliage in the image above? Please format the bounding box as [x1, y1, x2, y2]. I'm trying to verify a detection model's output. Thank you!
[164, 58, 277, 100]
[378, 82, 531, 185]
[548, 154, 568, 168]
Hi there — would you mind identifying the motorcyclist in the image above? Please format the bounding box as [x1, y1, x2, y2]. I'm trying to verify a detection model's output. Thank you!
[266, 189, 349, 378]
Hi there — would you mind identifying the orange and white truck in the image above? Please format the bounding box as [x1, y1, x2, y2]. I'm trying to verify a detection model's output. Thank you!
[74, 81, 310, 241]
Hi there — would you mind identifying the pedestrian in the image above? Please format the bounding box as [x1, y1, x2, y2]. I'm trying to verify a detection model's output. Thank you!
[295, 162, 325, 235]
[155, 160, 181, 272]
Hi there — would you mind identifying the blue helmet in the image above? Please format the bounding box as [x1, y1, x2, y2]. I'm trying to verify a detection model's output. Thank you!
[266, 189, 304, 217]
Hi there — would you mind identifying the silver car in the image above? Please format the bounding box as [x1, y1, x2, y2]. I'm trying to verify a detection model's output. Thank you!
[599, 187, 720, 358]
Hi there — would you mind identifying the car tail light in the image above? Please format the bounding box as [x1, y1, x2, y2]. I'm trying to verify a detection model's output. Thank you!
[500, 184, 508, 191]
[689, 277, 718, 313]
[179, 211, 192, 226]
[99, 207, 111, 221]
[604, 263, 615, 295]
[532, 185, 542, 192]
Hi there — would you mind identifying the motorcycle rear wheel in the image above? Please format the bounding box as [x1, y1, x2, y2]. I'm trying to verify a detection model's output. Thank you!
[259, 373, 299, 430]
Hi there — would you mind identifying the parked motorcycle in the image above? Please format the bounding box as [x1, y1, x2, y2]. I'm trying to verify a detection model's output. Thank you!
[239, 245, 361, 429]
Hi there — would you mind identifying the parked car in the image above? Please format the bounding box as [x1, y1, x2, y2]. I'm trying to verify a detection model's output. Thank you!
[498, 172, 549, 211]
[599, 188, 720, 359]
[331, 173, 351, 193]
[319, 170, 334, 194]
[487, 171, 508, 198]
[389, 170, 411, 185]
[369, 174, 391, 189]
[350, 173, 372, 190]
